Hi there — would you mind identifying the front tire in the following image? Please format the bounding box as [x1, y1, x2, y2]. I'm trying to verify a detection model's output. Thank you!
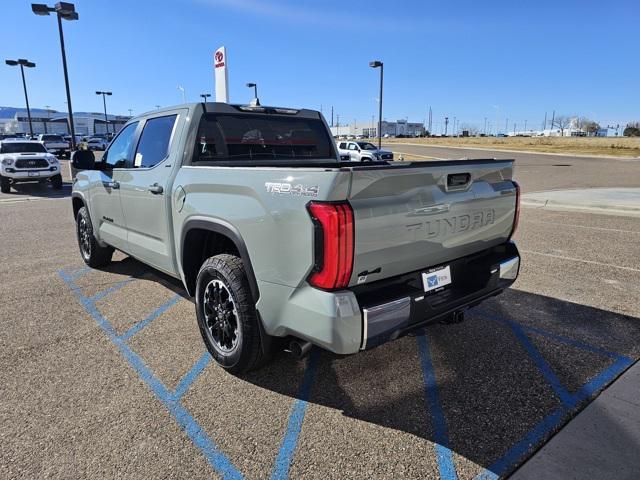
[76, 206, 113, 268]
[195, 254, 267, 374]
[51, 174, 63, 190]
[0, 175, 10, 194]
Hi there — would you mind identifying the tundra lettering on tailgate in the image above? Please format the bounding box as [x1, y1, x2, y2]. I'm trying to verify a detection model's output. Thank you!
[406, 209, 495, 240]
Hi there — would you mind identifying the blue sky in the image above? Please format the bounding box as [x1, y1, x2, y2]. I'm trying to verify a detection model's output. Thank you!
[1, 0, 638, 131]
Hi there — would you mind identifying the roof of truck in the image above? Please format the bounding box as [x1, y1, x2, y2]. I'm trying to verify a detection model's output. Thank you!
[137, 102, 321, 119]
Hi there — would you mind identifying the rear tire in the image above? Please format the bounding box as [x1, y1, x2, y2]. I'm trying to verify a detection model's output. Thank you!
[0, 175, 10, 194]
[195, 254, 269, 374]
[76, 206, 113, 268]
[51, 174, 63, 190]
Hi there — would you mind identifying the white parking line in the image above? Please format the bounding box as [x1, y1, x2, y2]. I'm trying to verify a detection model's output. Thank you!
[522, 250, 640, 273]
[389, 150, 442, 160]
[0, 196, 67, 205]
[522, 220, 640, 235]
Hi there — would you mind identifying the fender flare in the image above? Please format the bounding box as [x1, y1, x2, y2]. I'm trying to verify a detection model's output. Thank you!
[181, 216, 260, 302]
[71, 191, 87, 218]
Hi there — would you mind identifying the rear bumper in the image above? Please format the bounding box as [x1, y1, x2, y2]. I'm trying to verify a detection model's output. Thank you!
[258, 241, 520, 355]
[357, 241, 520, 350]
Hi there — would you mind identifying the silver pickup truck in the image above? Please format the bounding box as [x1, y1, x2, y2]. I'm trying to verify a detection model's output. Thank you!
[71, 102, 520, 374]
[337, 140, 394, 162]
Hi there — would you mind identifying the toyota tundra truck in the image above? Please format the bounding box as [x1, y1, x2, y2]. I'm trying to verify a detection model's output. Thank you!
[71, 102, 520, 373]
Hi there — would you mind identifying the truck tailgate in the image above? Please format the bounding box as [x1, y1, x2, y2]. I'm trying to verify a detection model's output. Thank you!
[347, 160, 517, 285]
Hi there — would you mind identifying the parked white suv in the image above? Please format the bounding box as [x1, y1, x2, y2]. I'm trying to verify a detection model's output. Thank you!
[336, 141, 394, 162]
[0, 139, 62, 193]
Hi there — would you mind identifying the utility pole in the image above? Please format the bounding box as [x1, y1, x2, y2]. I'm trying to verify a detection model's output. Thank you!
[505, 118, 509, 134]
[444, 117, 449, 136]
[128, 109, 133, 117]
[484, 117, 487, 135]
[336, 114, 340, 136]
[550, 110, 555, 132]
[331, 106, 334, 127]
[524, 119, 527, 133]
[428, 106, 432, 134]
[513, 122, 517, 135]
[543, 112, 547, 131]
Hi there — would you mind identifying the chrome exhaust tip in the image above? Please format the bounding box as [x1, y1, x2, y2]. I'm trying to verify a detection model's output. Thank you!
[289, 339, 312, 359]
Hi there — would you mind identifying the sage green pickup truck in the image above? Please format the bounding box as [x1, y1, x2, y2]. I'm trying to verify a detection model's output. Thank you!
[71, 102, 520, 373]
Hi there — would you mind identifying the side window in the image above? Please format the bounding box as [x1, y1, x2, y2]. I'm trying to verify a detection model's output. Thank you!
[132, 115, 177, 168]
[103, 122, 138, 168]
[338, 142, 347, 149]
[348, 143, 357, 150]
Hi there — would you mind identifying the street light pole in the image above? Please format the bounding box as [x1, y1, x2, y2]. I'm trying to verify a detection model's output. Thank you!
[96, 91, 112, 134]
[369, 60, 383, 149]
[32, 3, 79, 151]
[19, 63, 33, 137]
[246, 83, 259, 105]
[200, 93, 211, 102]
[56, 13, 75, 148]
[5, 59, 36, 137]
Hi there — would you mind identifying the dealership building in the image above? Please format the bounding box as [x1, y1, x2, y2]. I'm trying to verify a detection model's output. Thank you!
[0, 107, 130, 136]
[330, 119, 425, 137]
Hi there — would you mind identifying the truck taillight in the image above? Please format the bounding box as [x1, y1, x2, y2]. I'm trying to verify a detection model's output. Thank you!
[307, 201, 354, 290]
[509, 181, 521, 239]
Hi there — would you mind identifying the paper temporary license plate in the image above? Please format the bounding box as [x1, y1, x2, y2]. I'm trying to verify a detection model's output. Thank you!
[28, 171, 39, 177]
[422, 265, 452, 293]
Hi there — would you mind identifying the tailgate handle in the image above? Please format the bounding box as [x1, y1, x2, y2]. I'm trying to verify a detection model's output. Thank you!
[447, 173, 471, 188]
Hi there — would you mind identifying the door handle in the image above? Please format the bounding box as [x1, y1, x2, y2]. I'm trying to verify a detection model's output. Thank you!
[103, 180, 119, 189]
[148, 183, 164, 194]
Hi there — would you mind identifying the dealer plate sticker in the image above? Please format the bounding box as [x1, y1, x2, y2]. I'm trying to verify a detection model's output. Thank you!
[422, 265, 452, 293]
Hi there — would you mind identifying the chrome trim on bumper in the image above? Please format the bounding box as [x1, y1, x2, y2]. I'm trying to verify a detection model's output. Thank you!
[499, 256, 520, 280]
[361, 296, 411, 350]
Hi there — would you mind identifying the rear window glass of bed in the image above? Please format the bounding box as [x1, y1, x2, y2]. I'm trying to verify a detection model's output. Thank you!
[193, 114, 333, 162]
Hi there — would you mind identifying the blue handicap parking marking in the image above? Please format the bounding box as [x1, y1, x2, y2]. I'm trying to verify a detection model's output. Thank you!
[59, 266, 321, 480]
[59, 265, 634, 479]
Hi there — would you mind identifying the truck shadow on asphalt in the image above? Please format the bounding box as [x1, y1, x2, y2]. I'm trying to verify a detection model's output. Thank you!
[92, 256, 640, 477]
[240, 288, 640, 477]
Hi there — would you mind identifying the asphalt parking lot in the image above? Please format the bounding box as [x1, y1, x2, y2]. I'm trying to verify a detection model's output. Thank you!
[1, 151, 639, 479]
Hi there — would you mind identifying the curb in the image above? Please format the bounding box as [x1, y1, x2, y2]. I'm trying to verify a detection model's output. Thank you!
[521, 199, 640, 217]
[385, 143, 640, 161]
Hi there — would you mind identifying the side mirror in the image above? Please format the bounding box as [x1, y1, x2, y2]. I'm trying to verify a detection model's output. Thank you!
[71, 149, 96, 170]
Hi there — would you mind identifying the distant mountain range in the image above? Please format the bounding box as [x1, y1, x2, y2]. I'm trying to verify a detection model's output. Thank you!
[0, 106, 126, 119]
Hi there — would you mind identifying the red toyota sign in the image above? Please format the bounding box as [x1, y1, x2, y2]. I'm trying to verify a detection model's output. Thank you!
[214, 50, 225, 68]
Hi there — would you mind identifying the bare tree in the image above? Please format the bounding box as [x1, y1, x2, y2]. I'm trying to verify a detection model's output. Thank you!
[582, 119, 601, 136]
[552, 115, 572, 136]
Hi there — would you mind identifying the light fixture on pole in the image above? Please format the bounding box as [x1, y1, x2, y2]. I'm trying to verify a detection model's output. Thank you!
[95, 91, 112, 134]
[246, 83, 259, 105]
[5, 59, 36, 137]
[32, 2, 79, 150]
[369, 60, 383, 149]
[200, 93, 211, 102]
